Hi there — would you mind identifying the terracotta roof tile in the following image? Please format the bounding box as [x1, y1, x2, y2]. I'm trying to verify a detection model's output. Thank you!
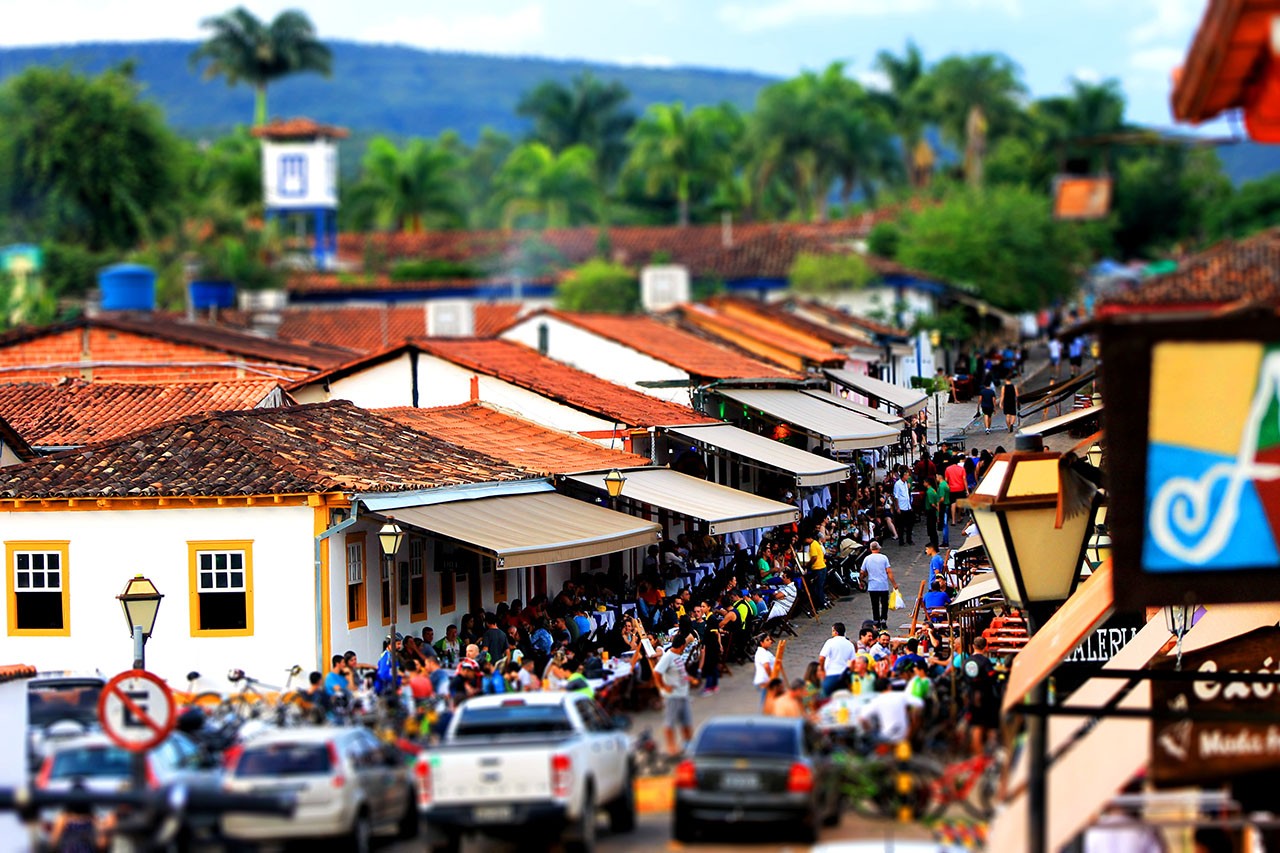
[674, 303, 847, 369]
[250, 117, 349, 139]
[379, 403, 648, 474]
[0, 380, 282, 448]
[709, 296, 869, 349]
[412, 338, 717, 428]
[521, 310, 801, 381]
[1099, 228, 1280, 313]
[785, 298, 910, 339]
[0, 664, 36, 683]
[0, 315, 357, 371]
[0, 401, 529, 499]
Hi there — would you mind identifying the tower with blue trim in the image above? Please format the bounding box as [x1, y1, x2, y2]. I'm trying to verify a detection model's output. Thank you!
[252, 118, 348, 270]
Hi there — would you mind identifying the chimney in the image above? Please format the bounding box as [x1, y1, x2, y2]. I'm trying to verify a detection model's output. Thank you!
[470, 375, 480, 402]
[537, 322, 549, 355]
[721, 211, 733, 248]
[238, 289, 287, 338]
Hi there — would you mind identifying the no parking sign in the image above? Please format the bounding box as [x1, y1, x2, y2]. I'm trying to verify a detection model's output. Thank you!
[97, 669, 176, 752]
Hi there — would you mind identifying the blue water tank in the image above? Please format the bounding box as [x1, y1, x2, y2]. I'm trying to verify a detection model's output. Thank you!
[98, 264, 157, 311]
[188, 280, 237, 310]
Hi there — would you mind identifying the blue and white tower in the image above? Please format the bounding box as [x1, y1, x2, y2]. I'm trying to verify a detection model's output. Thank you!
[252, 118, 348, 270]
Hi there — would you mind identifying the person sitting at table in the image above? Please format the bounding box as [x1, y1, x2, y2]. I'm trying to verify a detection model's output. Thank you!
[923, 580, 951, 611]
[635, 580, 661, 628]
[572, 606, 594, 642]
[516, 656, 541, 691]
[542, 650, 572, 691]
[756, 541, 776, 583]
[847, 653, 877, 696]
[766, 572, 798, 624]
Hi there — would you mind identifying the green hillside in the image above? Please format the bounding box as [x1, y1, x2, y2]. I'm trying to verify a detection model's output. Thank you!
[0, 40, 775, 141]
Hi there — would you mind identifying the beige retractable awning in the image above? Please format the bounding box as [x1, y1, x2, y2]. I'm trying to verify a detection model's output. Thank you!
[664, 423, 850, 488]
[564, 467, 799, 535]
[802, 390, 906, 428]
[717, 388, 899, 451]
[824, 368, 929, 416]
[950, 573, 1001, 607]
[385, 491, 660, 570]
[1017, 403, 1103, 438]
[954, 532, 984, 555]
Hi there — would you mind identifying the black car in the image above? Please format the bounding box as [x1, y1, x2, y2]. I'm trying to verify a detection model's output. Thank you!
[672, 716, 841, 843]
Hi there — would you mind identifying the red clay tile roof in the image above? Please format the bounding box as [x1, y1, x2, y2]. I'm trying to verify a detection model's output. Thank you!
[0, 401, 529, 499]
[379, 403, 649, 474]
[284, 272, 556, 296]
[0, 380, 283, 448]
[250, 117, 349, 139]
[0, 664, 36, 683]
[332, 218, 901, 285]
[474, 304, 524, 338]
[517, 310, 801, 381]
[674, 303, 847, 369]
[1098, 228, 1280, 314]
[0, 315, 357, 371]
[412, 338, 717, 428]
[708, 296, 869, 349]
[217, 303, 523, 352]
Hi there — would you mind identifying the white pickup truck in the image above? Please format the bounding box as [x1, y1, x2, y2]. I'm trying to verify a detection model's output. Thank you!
[415, 692, 635, 853]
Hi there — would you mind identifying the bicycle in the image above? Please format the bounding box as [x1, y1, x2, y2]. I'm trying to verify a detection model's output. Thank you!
[830, 734, 941, 822]
[222, 666, 308, 724]
[917, 748, 1002, 822]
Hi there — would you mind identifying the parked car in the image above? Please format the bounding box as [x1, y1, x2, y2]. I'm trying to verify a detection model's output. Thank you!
[672, 715, 842, 844]
[26, 674, 105, 773]
[34, 731, 218, 844]
[415, 692, 635, 853]
[221, 726, 417, 852]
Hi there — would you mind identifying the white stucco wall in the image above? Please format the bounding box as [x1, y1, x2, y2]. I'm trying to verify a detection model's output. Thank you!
[0, 677, 26, 853]
[0, 505, 318, 694]
[501, 316, 693, 405]
[821, 286, 935, 328]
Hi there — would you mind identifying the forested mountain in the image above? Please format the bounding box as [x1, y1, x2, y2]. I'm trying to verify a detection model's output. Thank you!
[0, 40, 774, 140]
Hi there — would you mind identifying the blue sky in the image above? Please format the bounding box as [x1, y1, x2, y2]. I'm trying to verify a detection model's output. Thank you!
[0, 0, 1226, 132]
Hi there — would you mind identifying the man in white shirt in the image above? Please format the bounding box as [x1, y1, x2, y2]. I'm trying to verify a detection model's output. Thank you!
[859, 541, 899, 630]
[653, 633, 695, 756]
[1047, 337, 1062, 379]
[817, 622, 857, 697]
[753, 635, 776, 704]
[857, 687, 924, 744]
[892, 470, 914, 546]
[767, 573, 798, 622]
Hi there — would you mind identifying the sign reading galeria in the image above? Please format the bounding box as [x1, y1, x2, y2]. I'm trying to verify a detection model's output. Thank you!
[1151, 626, 1280, 786]
[1102, 314, 1280, 607]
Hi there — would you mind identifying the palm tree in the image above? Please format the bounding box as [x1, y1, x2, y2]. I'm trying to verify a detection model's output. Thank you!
[516, 74, 635, 188]
[624, 102, 743, 226]
[873, 41, 931, 186]
[345, 137, 465, 233]
[1033, 78, 1127, 173]
[190, 7, 332, 126]
[921, 53, 1027, 187]
[490, 142, 601, 229]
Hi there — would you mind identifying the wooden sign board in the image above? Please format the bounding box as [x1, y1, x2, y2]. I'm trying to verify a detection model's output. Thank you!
[1101, 314, 1280, 607]
[1150, 626, 1280, 786]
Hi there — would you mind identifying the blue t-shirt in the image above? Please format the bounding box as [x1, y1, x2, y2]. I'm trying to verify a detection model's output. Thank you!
[929, 555, 944, 586]
[923, 590, 951, 609]
[324, 671, 349, 698]
[574, 614, 594, 637]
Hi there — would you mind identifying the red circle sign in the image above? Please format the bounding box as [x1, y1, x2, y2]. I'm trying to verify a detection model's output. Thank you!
[97, 669, 176, 753]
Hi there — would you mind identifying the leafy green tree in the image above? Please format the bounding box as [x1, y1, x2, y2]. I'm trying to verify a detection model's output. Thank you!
[1207, 172, 1280, 240]
[624, 102, 744, 226]
[894, 186, 1087, 311]
[555, 259, 639, 313]
[873, 41, 932, 186]
[919, 53, 1027, 187]
[188, 126, 261, 209]
[346, 137, 465, 232]
[490, 142, 601, 229]
[191, 6, 332, 126]
[516, 73, 634, 188]
[0, 66, 183, 252]
[1032, 78, 1127, 174]
[1112, 146, 1229, 256]
[788, 252, 875, 294]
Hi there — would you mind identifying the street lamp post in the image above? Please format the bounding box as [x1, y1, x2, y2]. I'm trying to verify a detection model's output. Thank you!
[965, 448, 1098, 853]
[603, 469, 627, 508]
[116, 575, 163, 670]
[378, 521, 405, 661]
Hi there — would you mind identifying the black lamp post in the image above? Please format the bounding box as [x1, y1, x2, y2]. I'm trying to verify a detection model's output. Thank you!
[378, 521, 405, 654]
[116, 575, 163, 670]
[603, 469, 627, 505]
[966, 450, 1097, 853]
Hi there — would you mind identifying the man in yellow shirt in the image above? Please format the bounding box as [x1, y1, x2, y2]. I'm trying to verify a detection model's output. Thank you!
[804, 530, 828, 610]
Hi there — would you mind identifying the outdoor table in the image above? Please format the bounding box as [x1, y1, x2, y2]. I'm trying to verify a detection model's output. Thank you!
[591, 609, 616, 632]
[620, 602, 636, 616]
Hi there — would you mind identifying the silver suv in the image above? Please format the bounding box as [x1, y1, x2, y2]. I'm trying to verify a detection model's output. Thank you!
[221, 726, 417, 851]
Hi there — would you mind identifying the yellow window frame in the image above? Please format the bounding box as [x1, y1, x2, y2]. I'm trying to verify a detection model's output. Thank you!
[345, 532, 368, 628]
[187, 540, 254, 638]
[6, 540, 71, 637]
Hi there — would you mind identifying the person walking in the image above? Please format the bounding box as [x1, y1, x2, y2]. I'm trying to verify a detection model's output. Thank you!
[979, 382, 997, 434]
[892, 470, 914, 546]
[817, 622, 857, 697]
[1001, 378, 1019, 433]
[923, 476, 941, 549]
[859, 542, 899, 629]
[653, 633, 697, 757]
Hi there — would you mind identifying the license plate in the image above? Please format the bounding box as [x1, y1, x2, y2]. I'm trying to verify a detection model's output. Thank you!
[472, 805, 514, 823]
[719, 771, 761, 791]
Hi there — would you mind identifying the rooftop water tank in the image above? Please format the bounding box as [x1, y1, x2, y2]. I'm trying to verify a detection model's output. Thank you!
[98, 264, 156, 311]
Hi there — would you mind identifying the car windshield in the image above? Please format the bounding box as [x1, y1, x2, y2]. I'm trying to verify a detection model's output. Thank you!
[694, 724, 799, 757]
[29, 681, 103, 727]
[50, 746, 131, 780]
[235, 743, 332, 777]
[452, 705, 573, 738]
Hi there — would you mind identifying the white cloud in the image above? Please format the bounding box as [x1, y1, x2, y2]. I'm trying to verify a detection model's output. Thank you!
[1130, 46, 1183, 73]
[856, 69, 891, 92]
[1130, 0, 1202, 45]
[616, 54, 677, 68]
[718, 0, 1019, 32]
[1072, 66, 1101, 84]
[358, 4, 546, 54]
